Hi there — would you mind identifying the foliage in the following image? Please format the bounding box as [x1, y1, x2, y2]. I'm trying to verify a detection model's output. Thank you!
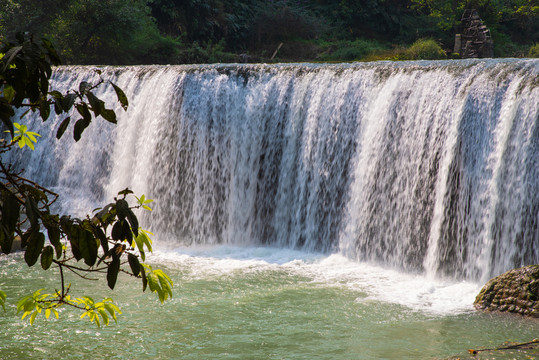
[1, 0, 537, 63]
[318, 39, 388, 62]
[528, 43, 539, 58]
[176, 39, 238, 64]
[409, 0, 539, 49]
[360, 39, 447, 62]
[9, 122, 41, 150]
[0, 34, 172, 326]
[0, 0, 74, 40]
[49, 0, 180, 64]
[0, 289, 5, 311]
[0, 0, 180, 65]
[405, 38, 446, 60]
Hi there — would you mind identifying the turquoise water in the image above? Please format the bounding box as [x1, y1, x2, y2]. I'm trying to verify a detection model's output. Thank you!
[1, 246, 538, 359]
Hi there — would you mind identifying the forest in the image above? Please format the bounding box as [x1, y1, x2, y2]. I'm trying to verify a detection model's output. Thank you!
[0, 0, 538, 65]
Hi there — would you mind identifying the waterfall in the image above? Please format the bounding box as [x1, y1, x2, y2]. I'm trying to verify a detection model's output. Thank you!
[9, 59, 539, 282]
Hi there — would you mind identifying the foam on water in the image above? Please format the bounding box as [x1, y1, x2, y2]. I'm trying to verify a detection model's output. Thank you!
[152, 244, 480, 315]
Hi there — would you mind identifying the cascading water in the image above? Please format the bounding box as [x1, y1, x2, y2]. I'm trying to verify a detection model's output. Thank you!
[9, 59, 539, 283]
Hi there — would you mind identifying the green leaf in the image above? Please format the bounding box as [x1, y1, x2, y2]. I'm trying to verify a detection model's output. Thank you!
[100, 108, 117, 123]
[115, 199, 130, 221]
[107, 256, 121, 290]
[20, 184, 47, 203]
[29, 310, 38, 325]
[147, 272, 160, 294]
[3, 85, 16, 103]
[1, 45, 22, 72]
[79, 230, 98, 266]
[140, 266, 148, 292]
[17, 295, 31, 313]
[0, 290, 6, 311]
[68, 227, 82, 261]
[0, 102, 15, 136]
[25, 195, 40, 228]
[39, 66, 50, 95]
[73, 118, 91, 142]
[139, 231, 153, 253]
[2, 190, 20, 233]
[86, 91, 104, 117]
[98, 309, 109, 326]
[59, 215, 72, 233]
[103, 303, 118, 323]
[41, 38, 62, 65]
[93, 226, 108, 254]
[24, 131, 41, 143]
[53, 96, 64, 115]
[127, 253, 140, 276]
[45, 223, 62, 258]
[79, 81, 90, 95]
[39, 98, 51, 121]
[117, 188, 133, 196]
[56, 117, 70, 139]
[155, 270, 173, 300]
[126, 210, 139, 238]
[0, 226, 13, 255]
[76, 103, 92, 121]
[49, 90, 63, 99]
[134, 232, 145, 261]
[24, 231, 45, 267]
[23, 135, 34, 150]
[111, 221, 126, 241]
[122, 220, 133, 244]
[62, 93, 76, 111]
[95, 203, 115, 225]
[40, 246, 54, 270]
[111, 82, 128, 111]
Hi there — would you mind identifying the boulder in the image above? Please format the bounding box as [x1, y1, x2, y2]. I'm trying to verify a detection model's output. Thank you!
[474, 265, 539, 317]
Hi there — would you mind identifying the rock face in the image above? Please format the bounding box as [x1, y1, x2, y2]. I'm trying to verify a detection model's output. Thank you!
[474, 265, 539, 317]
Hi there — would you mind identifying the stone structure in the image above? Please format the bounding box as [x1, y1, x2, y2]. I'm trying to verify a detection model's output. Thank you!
[454, 9, 494, 58]
[474, 265, 539, 317]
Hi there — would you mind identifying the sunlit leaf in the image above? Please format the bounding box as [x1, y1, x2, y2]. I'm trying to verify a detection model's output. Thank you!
[0, 290, 6, 311]
[29, 310, 38, 325]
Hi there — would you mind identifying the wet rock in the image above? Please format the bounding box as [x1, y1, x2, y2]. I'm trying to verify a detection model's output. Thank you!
[475, 265, 539, 316]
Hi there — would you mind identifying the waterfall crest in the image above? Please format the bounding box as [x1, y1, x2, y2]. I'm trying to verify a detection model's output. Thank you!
[12, 59, 539, 281]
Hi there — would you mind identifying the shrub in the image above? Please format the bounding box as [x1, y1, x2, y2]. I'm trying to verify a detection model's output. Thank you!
[529, 43, 539, 58]
[405, 39, 446, 60]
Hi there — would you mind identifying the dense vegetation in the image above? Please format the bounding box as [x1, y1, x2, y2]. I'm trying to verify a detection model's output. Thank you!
[0, 0, 537, 64]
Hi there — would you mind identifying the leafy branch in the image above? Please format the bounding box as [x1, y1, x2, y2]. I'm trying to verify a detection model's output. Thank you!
[0, 33, 172, 326]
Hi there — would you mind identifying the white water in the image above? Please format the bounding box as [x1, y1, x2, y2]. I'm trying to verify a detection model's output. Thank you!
[152, 245, 479, 315]
[10, 59, 539, 301]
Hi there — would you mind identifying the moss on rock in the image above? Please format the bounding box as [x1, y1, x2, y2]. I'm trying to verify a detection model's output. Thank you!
[474, 265, 539, 317]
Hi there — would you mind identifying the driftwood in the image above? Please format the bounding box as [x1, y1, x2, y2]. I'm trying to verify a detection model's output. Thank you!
[468, 338, 539, 355]
[270, 42, 284, 60]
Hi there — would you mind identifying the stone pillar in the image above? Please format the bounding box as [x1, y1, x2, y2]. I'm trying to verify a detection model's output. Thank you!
[454, 34, 461, 54]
